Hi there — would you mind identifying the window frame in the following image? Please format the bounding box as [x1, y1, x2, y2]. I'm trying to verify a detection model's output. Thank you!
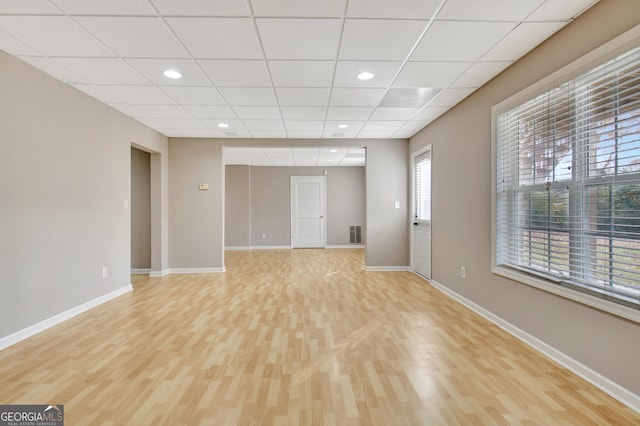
[491, 24, 640, 324]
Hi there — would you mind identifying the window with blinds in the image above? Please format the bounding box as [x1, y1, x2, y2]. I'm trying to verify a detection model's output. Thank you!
[415, 150, 431, 221]
[495, 44, 640, 310]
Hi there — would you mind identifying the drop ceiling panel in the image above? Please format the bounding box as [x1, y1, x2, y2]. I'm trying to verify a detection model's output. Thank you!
[526, 0, 598, 21]
[333, 61, 404, 88]
[0, 0, 599, 143]
[50, 0, 156, 15]
[126, 59, 211, 86]
[232, 106, 281, 119]
[19, 56, 87, 84]
[339, 19, 427, 60]
[161, 86, 225, 105]
[53, 58, 149, 85]
[198, 60, 271, 87]
[275, 88, 331, 106]
[330, 88, 386, 107]
[257, 19, 342, 60]
[268, 60, 335, 87]
[323, 121, 366, 132]
[284, 120, 325, 131]
[362, 121, 404, 132]
[347, 0, 441, 19]
[72, 84, 124, 104]
[411, 21, 516, 62]
[280, 106, 327, 120]
[183, 105, 237, 119]
[103, 85, 174, 104]
[438, 0, 545, 21]
[219, 87, 277, 106]
[249, 131, 287, 138]
[127, 104, 192, 119]
[149, 0, 251, 16]
[250, 0, 347, 17]
[393, 62, 470, 88]
[428, 88, 476, 107]
[452, 61, 512, 88]
[200, 119, 246, 130]
[166, 18, 262, 59]
[370, 107, 421, 120]
[0, 16, 115, 57]
[0, 1, 61, 14]
[242, 120, 285, 131]
[75, 17, 189, 59]
[327, 107, 374, 121]
[481, 22, 566, 61]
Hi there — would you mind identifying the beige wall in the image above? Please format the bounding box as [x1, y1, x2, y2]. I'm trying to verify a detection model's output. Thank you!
[131, 148, 151, 269]
[169, 139, 225, 270]
[225, 165, 251, 247]
[410, 0, 640, 395]
[225, 165, 365, 247]
[170, 138, 408, 268]
[0, 51, 168, 338]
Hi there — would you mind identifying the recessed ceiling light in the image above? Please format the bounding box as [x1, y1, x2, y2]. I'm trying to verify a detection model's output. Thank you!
[337, 124, 349, 129]
[330, 149, 338, 153]
[163, 69, 182, 79]
[356, 71, 375, 81]
[327, 159, 333, 162]
[217, 123, 229, 128]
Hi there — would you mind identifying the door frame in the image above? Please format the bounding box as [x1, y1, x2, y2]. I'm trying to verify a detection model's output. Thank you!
[290, 175, 327, 248]
[410, 145, 432, 277]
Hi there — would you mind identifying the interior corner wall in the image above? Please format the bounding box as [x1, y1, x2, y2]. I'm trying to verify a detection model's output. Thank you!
[365, 140, 409, 267]
[0, 51, 168, 339]
[168, 138, 224, 269]
[131, 148, 151, 269]
[409, 0, 640, 396]
[225, 165, 251, 248]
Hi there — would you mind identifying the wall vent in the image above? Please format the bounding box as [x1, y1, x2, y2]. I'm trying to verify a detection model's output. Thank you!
[349, 225, 362, 244]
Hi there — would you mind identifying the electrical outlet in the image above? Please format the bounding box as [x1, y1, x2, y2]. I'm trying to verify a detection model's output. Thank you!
[262, 233, 266, 239]
[102, 267, 108, 279]
[460, 266, 466, 279]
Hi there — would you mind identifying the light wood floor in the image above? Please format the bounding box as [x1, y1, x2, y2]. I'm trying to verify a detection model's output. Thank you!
[0, 249, 638, 425]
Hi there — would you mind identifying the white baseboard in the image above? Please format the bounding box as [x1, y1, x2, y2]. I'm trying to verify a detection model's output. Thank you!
[168, 267, 225, 274]
[429, 279, 640, 414]
[0, 284, 133, 351]
[131, 268, 150, 275]
[364, 265, 411, 272]
[326, 245, 365, 249]
[149, 269, 169, 277]
[225, 246, 250, 251]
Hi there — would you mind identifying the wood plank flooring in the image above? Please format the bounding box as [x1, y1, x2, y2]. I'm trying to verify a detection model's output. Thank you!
[0, 249, 638, 425]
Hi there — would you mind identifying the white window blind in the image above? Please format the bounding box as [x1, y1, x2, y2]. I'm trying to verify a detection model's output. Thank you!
[415, 150, 431, 221]
[495, 45, 640, 309]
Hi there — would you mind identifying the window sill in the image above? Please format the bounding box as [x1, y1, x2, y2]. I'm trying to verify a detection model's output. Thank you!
[493, 265, 640, 325]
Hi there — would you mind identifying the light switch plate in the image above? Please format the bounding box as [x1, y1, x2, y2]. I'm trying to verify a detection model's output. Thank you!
[199, 183, 209, 190]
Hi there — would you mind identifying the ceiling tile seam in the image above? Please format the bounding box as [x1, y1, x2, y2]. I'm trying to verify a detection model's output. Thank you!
[323, 6, 349, 134]
[355, 0, 447, 139]
[247, 2, 289, 140]
[62, 14, 119, 59]
[154, 10, 246, 134]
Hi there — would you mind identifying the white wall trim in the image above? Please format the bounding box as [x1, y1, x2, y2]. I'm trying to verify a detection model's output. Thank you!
[149, 269, 169, 277]
[131, 268, 150, 275]
[364, 265, 411, 272]
[429, 279, 640, 414]
[326, 244, 365, 249]
[0, 284, 133, 351]
[225, 246, 250, 251]
[168, 267, 225, 274]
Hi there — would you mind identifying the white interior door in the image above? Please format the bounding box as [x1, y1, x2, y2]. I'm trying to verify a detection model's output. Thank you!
[291, 176, 326, 248]
[413, 149, 432, 279]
